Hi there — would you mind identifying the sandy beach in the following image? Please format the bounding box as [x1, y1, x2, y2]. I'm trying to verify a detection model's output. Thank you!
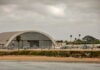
[0, 56, 100, 63]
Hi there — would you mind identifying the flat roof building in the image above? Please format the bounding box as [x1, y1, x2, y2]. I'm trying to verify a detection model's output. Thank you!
[0, 30, 56, 49]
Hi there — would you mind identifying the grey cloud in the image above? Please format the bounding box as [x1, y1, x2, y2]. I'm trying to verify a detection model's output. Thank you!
[0, 0, 100, 40]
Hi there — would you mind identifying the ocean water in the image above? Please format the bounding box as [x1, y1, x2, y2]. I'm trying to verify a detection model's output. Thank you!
[0, 61, 100, 70]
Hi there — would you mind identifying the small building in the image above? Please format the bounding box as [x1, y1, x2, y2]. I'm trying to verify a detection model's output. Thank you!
[0, 30, 56, 49]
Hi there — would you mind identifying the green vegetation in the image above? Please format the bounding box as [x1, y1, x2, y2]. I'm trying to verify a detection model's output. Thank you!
[0, 50, 70, 57]
[56, 35, 100, 44]
[66, 40, 100, 44]
[0, 50, 100, 58]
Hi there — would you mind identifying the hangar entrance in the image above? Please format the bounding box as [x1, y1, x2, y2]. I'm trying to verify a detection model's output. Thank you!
[28, 40, 39, 48]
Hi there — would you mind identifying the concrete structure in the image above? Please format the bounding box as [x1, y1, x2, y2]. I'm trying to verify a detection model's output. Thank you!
[0, 30, 56, 49]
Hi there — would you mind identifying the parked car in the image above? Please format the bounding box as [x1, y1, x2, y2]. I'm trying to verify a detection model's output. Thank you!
[23, 46, 30, 49]
[60, 46, 71, 49]
[81, 45, 91, 49]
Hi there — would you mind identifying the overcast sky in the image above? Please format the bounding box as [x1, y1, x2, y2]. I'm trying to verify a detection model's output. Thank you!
[0, 0, 100, 40]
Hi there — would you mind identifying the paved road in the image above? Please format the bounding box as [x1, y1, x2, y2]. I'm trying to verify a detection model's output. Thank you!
[0, 61, 100, 70]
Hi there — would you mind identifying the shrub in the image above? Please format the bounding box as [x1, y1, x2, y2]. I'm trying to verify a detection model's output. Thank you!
[0, 50, 100, 58]
[90, 51, 100, 58]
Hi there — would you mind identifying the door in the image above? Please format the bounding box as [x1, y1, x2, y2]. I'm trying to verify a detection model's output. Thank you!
[28, 40, 39, 48]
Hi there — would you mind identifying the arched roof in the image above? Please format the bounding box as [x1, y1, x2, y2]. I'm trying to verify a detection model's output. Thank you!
[0, 30, 57, 47]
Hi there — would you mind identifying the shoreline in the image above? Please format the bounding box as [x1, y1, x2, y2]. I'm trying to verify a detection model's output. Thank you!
[0, 56, 100, 63]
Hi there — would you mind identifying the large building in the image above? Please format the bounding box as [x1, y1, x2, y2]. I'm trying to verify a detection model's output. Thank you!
[0, 30, 56, 49]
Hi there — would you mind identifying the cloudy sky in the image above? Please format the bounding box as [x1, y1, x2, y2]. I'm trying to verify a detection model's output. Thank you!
[0, 0, 100, 40]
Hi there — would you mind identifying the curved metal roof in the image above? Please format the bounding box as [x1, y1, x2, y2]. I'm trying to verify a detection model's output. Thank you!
[0, 30, 57, 47]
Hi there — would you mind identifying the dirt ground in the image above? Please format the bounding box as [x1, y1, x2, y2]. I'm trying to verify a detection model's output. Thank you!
[0, 56, 100, 63]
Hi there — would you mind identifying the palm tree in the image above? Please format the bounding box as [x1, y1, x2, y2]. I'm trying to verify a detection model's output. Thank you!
[16, 35, 21, 51]
[74, 38, 77, 41]
[70, 35, 72, 42]
[79, 34, 81, 40]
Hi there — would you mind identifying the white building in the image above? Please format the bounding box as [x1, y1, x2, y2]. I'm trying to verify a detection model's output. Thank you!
[0, 30, 56, 49]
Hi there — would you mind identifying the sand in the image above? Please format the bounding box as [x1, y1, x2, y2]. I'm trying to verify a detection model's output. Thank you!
[0, 56, 100, 63]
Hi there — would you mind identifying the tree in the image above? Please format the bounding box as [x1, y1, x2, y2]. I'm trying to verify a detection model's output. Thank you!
[74, 38, 77, 41]
[56, 40, 63, 43]
[79, 34, 81, 40]
[16, 35, 21, 51]
[82, 35, 97, 41]
[70, 35, 72, 42]
[56, 40, 64, 46]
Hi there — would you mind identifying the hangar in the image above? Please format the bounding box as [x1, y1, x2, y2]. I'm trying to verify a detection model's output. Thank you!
[0, 30, 56, 49]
